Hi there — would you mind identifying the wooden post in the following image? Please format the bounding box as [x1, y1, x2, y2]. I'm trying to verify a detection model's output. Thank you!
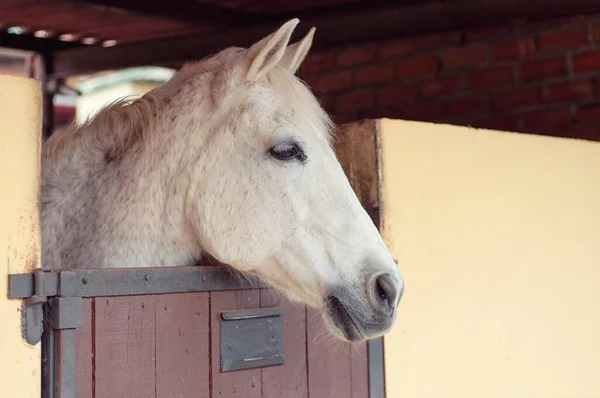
[0, 75, 43, 397]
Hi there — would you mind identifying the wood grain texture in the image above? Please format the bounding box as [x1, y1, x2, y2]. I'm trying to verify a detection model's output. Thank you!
[155, 292, 210, 398]
[75, 298, 93, 398]
[350, 341, 369, 398]
[211, 290, 262, 398]
[260, 288, 308, 398]
[335, 119, 380, 226]
[94, 296, 156, 398]
[306, 306, 353, 398]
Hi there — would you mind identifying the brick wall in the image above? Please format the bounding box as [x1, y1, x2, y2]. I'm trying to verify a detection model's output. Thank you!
[300, 14, 600, 141]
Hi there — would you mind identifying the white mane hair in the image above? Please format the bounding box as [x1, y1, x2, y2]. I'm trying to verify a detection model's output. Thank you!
[41, 19, 404, 343]
[44, 47, 334, 183]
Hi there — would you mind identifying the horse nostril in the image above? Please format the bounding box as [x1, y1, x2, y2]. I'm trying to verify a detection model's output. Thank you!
[374, 274, 399, 315]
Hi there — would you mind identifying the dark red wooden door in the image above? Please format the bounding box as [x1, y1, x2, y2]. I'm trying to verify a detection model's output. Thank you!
[74, 285, 368, 398]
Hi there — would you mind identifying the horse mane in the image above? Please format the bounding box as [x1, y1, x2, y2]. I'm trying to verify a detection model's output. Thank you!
[42, 92, 161, 166]
[42, 49, 238, 167]
[43, 49, 335, 170]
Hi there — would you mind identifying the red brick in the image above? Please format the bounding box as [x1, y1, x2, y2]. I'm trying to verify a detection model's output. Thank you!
[573, 50, 600, 74]
[396, 55, 439, 78]
[335, 112, 360, 125]
[337, 47, 375, 66]
[518, 56, 567, 82]
[377, 32, 461, 59]
[377, 84, 417, 107]
[472, 114, 520, 131]
[522, 107, 571, 132]
[404, 101, 445, 121]
[538, 27, 590, 52]
[568, 125, 600, 141]
[468, 65, 514, 89]
[419, 75, 464, 98]
[377, 39, 415, 60]
[416, 31, 463, 49]
[315, 71, 353, 92]
[542, 80, 594, 102]
[317, 95, 335, 113]
[577, 103, 600, 123]
[491, 36, 536, 60]
[441, 44, 488, 69]
[493, 87, 541, 110]
[300, 52, 335, 76]
[356, 64, 395, 85]
[337, 90, 374, 111]
[466, 25, 511, 41]
[517, 16, 579, 32]
[360, 108, 404, 120]
[593, 22, 600, 44]
[447, 95, 491, 116]
[303, 76, 319, 90]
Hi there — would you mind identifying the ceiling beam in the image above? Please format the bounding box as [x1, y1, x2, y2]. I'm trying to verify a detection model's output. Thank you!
[0, 31, 83, 53]
[52, 0, 600, 77]
[58, 0, 266, 26]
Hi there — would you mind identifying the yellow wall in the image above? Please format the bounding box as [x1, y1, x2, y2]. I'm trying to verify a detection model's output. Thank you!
[379, 119, 600, 398]
[0, 75, 42, 397]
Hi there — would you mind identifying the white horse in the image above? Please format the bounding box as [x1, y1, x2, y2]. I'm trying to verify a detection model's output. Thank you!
[41, 19, 404, 342]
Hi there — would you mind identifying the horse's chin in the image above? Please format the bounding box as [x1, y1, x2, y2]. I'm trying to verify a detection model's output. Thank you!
[324, 296, 367, 343]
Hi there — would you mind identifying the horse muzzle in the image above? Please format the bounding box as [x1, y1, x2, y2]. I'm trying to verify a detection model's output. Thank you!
[325, 272, 404, 342]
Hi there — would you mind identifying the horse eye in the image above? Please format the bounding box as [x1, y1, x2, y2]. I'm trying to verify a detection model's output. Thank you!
[269, 143, 306, 161]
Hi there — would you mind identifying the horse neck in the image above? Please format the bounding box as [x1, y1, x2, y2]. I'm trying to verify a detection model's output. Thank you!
[41, 112, 206, 270]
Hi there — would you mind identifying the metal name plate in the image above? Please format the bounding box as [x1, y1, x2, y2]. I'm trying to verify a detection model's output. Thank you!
[220, 307, 285, 372]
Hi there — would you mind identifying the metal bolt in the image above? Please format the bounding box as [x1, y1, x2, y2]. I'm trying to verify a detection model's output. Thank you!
[82, 278, 88, 284]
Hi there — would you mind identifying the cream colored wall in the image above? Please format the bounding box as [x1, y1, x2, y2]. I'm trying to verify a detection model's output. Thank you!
[0, 75, 42, 396]
[379, 119, 600, 398]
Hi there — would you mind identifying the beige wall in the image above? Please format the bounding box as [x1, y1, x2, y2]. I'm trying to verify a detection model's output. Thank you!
[0, 75, 42, 396]
[378, 119, 600, 398]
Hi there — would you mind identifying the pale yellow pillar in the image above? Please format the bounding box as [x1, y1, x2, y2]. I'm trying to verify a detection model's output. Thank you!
[0, 75, 43, 397]
[378, 119, 600, 398]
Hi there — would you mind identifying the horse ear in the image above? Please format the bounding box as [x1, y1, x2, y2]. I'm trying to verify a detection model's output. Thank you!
[278, 27, 315, 74]
[243, 18, 300, 82]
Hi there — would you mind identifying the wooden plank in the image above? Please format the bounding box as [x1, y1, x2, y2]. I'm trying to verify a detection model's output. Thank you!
[75, 298, 94, 398]
[260, 288, 308, 398]
[210, 290, 262, 398]
[306, 306, 353, 398]
[335, 120, 380, 227]
[60, 0, 265, 26]
[350, 341, 369, 398]
[155, 292, 210, 398]
[95, 296, 156, 398]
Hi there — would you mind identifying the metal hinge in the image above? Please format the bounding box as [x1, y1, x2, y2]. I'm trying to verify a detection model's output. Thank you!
[9, 269, 61, 345]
